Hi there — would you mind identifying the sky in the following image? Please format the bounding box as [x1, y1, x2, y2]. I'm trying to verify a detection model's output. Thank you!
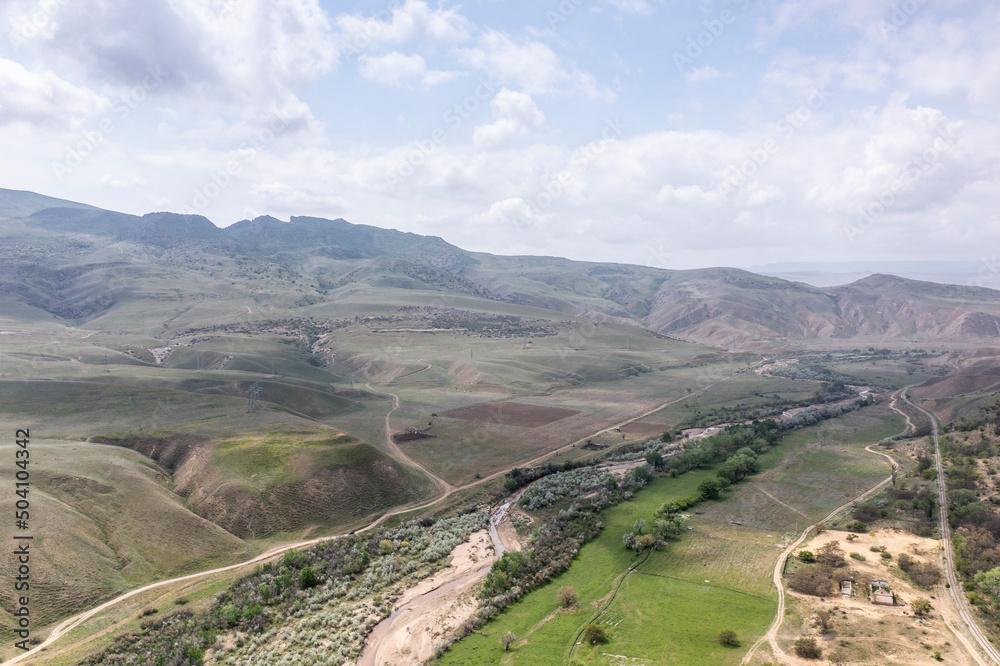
[0, 0, 997, 272]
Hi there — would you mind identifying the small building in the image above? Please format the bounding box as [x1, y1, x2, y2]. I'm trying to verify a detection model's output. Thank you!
[840, 580, 853, 597]
[870, 580, 894, 606]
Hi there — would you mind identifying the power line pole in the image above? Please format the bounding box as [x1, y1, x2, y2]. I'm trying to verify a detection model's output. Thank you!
[104, 353, 110, 372]
[349, 372, 355, 390]
[248, 380, 262, 413]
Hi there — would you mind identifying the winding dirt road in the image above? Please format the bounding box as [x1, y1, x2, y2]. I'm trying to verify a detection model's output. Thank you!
[741, 395, 904, 665]
[4, 365, 754, 665]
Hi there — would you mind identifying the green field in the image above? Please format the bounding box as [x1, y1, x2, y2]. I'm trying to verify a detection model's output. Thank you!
[438, 401, 906, 665]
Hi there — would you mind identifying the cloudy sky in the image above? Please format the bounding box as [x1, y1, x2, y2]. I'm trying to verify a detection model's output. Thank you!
[0, 0, 997, 270]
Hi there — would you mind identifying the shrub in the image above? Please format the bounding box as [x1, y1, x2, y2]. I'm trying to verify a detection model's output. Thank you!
[849, 552, 866, 561]
[717, 629, 740, 646]
[788, 566, 834, 597]
[817, 542, 846, 567]
[500, 631, 517, 651]
[797, 550, 815, 563]
[583, 624, 608, 645]
[794, 637, 822, 659]
[911, 598, 932, 616]
[299, 566, 318, 589]
[557, 586, 578, 607]
[845, 520, 867, 532]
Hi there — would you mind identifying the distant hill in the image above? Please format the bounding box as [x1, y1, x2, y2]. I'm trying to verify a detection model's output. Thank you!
[4, 187, 1000, 346]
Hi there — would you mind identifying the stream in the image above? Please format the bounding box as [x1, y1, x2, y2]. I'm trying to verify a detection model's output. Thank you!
[357, 487, 526, 665]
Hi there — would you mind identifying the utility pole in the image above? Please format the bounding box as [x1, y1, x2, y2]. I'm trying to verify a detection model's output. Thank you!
[104, 353, 110, 373]
[248, 380, 262, 413]
[349, 372, 355, 390]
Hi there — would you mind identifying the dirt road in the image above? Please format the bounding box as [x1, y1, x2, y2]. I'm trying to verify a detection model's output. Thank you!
[5, 365, 755, 665]
[741, 394, 904, 665]
[902, 389, 1000, 665]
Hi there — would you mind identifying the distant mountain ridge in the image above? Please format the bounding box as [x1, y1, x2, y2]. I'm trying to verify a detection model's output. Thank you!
[4, 187, 1000, 347]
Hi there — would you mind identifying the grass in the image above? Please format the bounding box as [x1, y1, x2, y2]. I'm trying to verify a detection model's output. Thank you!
[579, 575, 774, 665]
[437, 471, 720, 665]
[439, 400, 907, 665]
[0, 438, 251, 644]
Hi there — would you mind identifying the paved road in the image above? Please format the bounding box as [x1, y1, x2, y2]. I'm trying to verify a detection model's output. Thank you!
[901, 388, 1000, 665]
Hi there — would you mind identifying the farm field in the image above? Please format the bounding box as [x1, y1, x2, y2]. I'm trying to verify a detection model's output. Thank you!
[438, 400, 908, 665]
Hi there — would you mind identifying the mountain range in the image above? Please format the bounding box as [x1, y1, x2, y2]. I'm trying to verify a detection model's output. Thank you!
[3, 187, 1000, 347]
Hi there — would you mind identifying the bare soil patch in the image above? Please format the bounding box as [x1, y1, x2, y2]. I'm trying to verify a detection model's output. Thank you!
[620, 422, 669, 434]
[444, 402, 580, 428]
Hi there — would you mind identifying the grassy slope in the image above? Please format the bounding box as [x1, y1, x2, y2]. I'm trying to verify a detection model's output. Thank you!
[0, 438, 250, 643]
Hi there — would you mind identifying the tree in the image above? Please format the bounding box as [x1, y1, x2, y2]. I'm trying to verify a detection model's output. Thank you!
[646, 451, 665, 470]
[794, 637, 822, 659]
[975, 567, 1000, 600]
[633, 519, 646, 534]
[500, 631, 517, 651]
[504, 477, 519, 492]
[299, 566, 318, 589]
[797, 550, 815, 563]
[558, 586, 578, 607]
[623, 532, 638, 552]
[636, 534, 656, 550]
[583, 624, 608, 645]
[654, 512, 689, 538]
[717, 629, 740, 646]
[817, 542, 846, 567]
[698, 477, 727, 499]
[911, 598, 932, 616]
[379, 539, 394, 555]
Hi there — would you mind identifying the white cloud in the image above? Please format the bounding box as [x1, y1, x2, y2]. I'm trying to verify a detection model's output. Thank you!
[473, 89, 545, 149]
[603, 0, 663, 17]
[456, 30, 613, 99]
[686, 66, 727, 82]
[0, 58, 107, 128]
[334, 0, 472, 54]
[17, 0, 336, 117]
[359, 51, 460, 89]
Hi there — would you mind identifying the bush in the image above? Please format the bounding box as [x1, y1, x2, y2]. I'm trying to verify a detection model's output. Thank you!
[788, 566, 834, 597]
[299, 567, 318, 589]
[717, 629, 740, 646]
[583, 624, 608, 645]
[845, 520, 867, 532]
[849, 552, 866, 561]
[816, 542, 846, 567]
[500, 631, 517, 650]
[558, 586, 578, 607]
[794, 637, 822, 659]
[797, 550, 815, 563]
[911, 598, 932, 616]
